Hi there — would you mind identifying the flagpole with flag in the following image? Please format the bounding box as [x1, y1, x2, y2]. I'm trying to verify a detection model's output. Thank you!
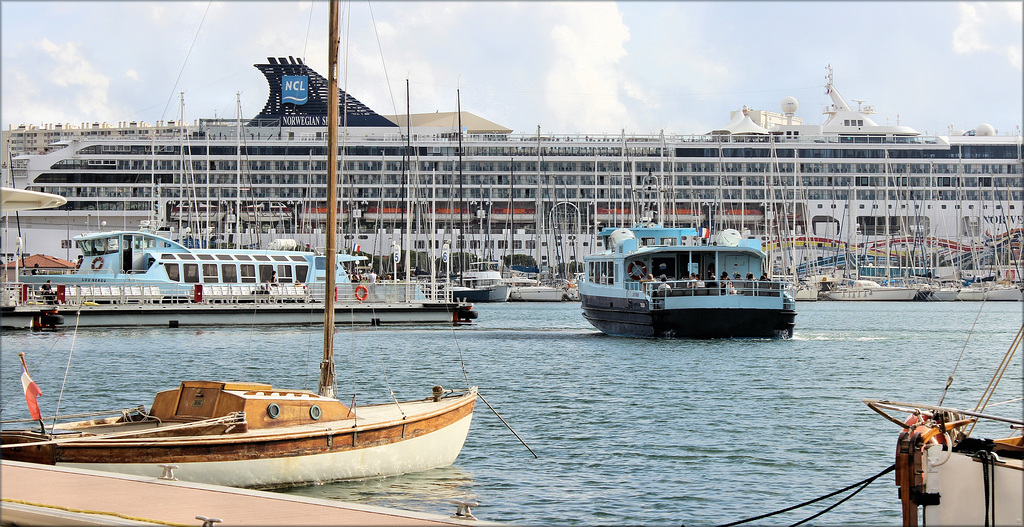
[18, 352, 46, 435]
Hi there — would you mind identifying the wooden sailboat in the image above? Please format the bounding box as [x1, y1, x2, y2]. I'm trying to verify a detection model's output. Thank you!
[1, 2, 477, 488]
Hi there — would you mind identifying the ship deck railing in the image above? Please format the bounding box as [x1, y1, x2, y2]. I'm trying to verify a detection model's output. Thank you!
[2, 280, 456, 308]
[640, 280, 792, 309]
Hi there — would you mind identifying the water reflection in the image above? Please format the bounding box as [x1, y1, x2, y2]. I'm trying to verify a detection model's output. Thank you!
[272, 465, 478, 516]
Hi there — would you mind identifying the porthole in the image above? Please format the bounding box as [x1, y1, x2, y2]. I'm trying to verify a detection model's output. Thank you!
[309, 405, 322, 420]
[267, 403, 280, 419]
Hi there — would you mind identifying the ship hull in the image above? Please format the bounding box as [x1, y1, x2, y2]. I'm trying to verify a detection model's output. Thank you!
[581, 294, 795, 339]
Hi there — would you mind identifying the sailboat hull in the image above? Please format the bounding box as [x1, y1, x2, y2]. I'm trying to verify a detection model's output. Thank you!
[2, 389, 477, 488]
[56, 412, 474, 488]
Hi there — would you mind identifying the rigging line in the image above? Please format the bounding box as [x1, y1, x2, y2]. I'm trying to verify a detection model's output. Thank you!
[159, 1, 211, 123]
[0, 323, 67, 415]
[477, 391, 537, 458]
[937, 289, 991, 405]
[713, 464, 895, 527]
[51, 307, 83, 430]
[366, 1, 400, 119]
[967, 323, 1023, 436]
[301, 0, 315, 63]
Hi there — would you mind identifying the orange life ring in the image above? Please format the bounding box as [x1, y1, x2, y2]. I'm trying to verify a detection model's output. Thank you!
[354, 285, 369, 302]
[627, 261, 646, 281]
[91, 257, 104, 270]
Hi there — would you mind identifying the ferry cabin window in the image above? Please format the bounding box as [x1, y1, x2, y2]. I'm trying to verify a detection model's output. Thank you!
[240, 264, 256, 283]
[183, 263, 200, 283]
[276, 264, 293, 283]
[202, 264, 218, 283]
[221, 264, 238, 283]
[295, 265, 309, 283]
[164, 263, 180, 282]
[259, 264, 275, 282]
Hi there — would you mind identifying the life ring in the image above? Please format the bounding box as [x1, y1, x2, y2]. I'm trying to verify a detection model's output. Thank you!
[627, 261, 646, 281]
[91, 257, 104, 270]
[354, 285, 369, 302]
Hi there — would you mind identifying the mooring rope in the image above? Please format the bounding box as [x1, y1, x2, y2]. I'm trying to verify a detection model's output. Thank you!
[711, 464, 895, 527]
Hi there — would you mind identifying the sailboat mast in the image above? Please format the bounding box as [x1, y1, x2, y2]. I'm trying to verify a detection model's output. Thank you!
[319, 0, 340, 399]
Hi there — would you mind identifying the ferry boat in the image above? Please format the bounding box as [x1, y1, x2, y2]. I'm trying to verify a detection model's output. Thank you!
[3, 60, 1020, 287]
[579, 212, 796, 338]
[5, 226, 477, 329]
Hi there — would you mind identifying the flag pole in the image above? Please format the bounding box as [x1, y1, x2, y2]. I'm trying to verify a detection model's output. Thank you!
[18, 352, 47, 435]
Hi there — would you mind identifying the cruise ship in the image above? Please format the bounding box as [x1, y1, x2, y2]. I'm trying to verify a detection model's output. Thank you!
[3, 58, 1022, 283]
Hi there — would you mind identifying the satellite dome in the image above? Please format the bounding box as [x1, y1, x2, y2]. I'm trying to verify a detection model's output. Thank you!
[976, 123, 995, 136]
[781, 97, 799, 114]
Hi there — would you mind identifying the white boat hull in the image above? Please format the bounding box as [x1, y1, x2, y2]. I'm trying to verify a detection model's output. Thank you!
[918, 442, 1023, 526]
[827, 288, 918, 301]
[57, 412, 473, 488]
[957, 286, 1023, 301]
[509, 286, 565, 302]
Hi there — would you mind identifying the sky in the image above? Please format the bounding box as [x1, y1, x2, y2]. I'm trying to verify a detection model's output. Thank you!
[1, 1, 1022, 137]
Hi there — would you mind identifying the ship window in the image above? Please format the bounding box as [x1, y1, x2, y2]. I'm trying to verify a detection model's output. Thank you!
[221, 264, 238, 283]
[240, 264, 256, 283]
[235, 254, 253, 261]
[178, 254, 196, 260]
[197, 254, 215, 261]
[202, 264, 218, 283]
[271, 256, 288, 262]
[295, 265, 308, 282]
[277, 265, 293, 283]
[289, 256, 305, 262]
[253, 255, 271, 262]
[215, 254, 233, 260]
[160, 254, 175, 260]
[164, 263, 180, 282]
[259, 264, 275, 282]
[183, 263, 200, 283]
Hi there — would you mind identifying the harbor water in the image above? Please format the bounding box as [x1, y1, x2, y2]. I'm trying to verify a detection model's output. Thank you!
[3, 301, 1022, 525]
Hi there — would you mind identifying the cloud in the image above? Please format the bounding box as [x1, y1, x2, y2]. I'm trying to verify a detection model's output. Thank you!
[543, 2, 631, 132]
[125, 69, 140, 81]
[951, 1, 1021, 70]
[952, 3, 991, 54]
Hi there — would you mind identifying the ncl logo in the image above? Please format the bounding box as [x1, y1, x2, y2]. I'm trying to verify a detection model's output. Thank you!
[282, 76, 308, 105]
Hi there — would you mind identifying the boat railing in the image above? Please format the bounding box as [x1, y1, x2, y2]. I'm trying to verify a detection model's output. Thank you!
[3, 280, 448, 308]
[644, 280, 790, 307]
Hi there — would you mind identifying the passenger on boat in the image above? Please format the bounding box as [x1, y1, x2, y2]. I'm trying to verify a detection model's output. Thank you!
[720, 272, 730, 293]
[759, 273, 768, 281]
[657, 276, 672, 294]
[642, 273, 655, 283]
[41, 280, 55, 304]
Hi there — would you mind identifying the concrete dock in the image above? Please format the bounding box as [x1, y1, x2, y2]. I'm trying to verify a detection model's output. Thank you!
[1, 460, 489, 526]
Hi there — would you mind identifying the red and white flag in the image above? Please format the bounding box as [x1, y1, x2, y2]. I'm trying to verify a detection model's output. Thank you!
[20, 357, 43, 421]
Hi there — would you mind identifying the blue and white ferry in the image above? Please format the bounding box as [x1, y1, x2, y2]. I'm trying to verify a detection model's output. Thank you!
[579, 221, 797, 339]
[8, 227, 477, 328]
